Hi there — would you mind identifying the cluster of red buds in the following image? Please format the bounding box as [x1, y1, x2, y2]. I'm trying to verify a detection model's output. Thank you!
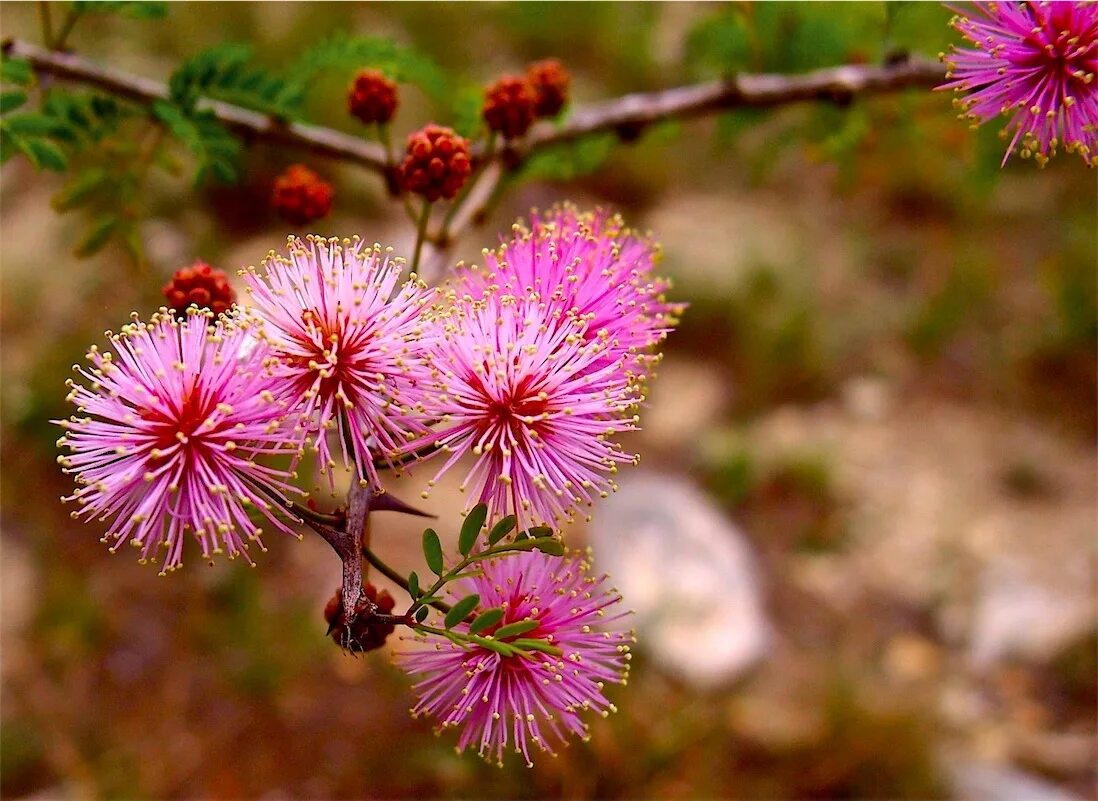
[482, 75, 538, 140]
[481, 58, 571, 140]
[323, 583, 398, 653]
[162, 260, 236, 317]
[526, 58, 570, 118]
[397, 124, 472, 202]
[347, 68, 398, 126]
[271, 164, 333, 225]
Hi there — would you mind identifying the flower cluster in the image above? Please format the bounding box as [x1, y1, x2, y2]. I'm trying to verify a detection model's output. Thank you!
[59, 205, 674, 766]
[941, 1, 1098, 166]
[397, 550, 631, 766]
[480, 59, 572, 142]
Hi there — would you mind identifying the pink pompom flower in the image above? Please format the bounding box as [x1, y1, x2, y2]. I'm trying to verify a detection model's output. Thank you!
[410, 289, 641, 528]
[242, 236, 432, 488]
[56, 309, 300, 573]
[396, 550, 631, 766]
[940, 1, 1098, 166]
[457, 205, 680, 382]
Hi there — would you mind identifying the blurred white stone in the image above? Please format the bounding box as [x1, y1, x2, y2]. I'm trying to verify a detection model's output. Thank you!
[589, 472, 770, 688]
[968, 556, 1095, 669]
[841, 375, 891, 421]
[948, 761, 1083, 801]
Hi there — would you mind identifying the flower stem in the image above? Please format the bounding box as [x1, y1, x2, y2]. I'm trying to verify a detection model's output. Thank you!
[411, 199, 431, 275]
[37, 2, 53, 48]
[52, 5, 82, 51]
[361, 544, 453, 614]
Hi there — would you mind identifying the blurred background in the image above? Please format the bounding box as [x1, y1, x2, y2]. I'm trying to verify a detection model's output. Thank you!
[1, 2, 1095, 799]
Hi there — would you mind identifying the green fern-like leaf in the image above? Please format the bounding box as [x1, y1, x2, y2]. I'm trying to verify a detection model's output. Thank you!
[42, 91, 125, 149]
[68, 1, 168, 20]
[283, 33, 448, 106]
[0, 57, 33, 87]
[153, 100, 240, 184]
[169, 43, 300, 118]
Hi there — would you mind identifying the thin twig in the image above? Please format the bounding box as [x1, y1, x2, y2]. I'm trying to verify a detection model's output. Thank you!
[36, 3, 53, 50]
[361, 544, 453, 614]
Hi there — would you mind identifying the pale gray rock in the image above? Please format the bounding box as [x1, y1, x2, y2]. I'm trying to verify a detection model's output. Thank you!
[589, 472, 770, 688]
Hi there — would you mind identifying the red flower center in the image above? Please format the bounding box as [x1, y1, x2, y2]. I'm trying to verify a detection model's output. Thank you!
[143, 383, 216, 454]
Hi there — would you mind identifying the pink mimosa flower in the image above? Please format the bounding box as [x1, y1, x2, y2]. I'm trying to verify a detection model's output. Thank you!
[457, 205, 680, 381]
[56, 308, 299, 573]
[410, 289, 642, 528]
[241, 235, 432, 488]
[940, 1, 1098, 166]
[396, 550, 631, 766]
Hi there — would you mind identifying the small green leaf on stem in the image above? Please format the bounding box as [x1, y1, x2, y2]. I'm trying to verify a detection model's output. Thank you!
[0, 90, 27, 114]
[492, 619, 539, 639]
[444, 593, 480, 629]
[407, 570, 420, 598]
[414, 606, 429, 623]
[534, 538, 565, 557]
[487, 515, 517, 545]
[422, 528, 443, 575]
[75, 214, 117, 257]
[466, 634, 517, 656]
[0, 58, 33, 87]
[458, 503, 488, 556]
[52, 167, 109, 211]
[468, 607, 504, 635]
[511, 638, 562, 656]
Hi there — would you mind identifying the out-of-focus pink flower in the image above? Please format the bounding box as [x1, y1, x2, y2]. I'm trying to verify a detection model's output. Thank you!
[409, 289, 641, 528]
[457, 206, 681, 382]
[941, 1, 1098, 166]
[56, 309, 299, 573]
[241, 235, 432, 488]
[396, 550, 631, 766]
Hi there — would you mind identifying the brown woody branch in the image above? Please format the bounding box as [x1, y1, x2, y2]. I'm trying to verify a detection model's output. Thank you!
[3, 37, 944, 255]
[2, 38, 389, 171]
[5, 37, 943, 176]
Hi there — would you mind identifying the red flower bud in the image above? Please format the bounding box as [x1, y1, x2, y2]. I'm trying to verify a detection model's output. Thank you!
[272, 164, 333, 226]
[397, 124, 472, 202]
[482, 75, 537, 139]
[526, 58, 570, 118]
[348, 69, 398, 126]
[162, 261, 236, 318]
[324, 583, 398, 653]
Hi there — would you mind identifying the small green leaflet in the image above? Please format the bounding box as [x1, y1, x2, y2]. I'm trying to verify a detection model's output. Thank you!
[458, 503, 488, 556]
[0, 58, 33, 87]
[491, 619, 539, 640]
[487, 515, 517, 545]
[407, 570, 420, 599]
[467, 608, 504, 635]
[443, 593, 480, 629]
[0, 91, 26, 114]
[421, 528, 443, 575]
[414, 606, 429, 623]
